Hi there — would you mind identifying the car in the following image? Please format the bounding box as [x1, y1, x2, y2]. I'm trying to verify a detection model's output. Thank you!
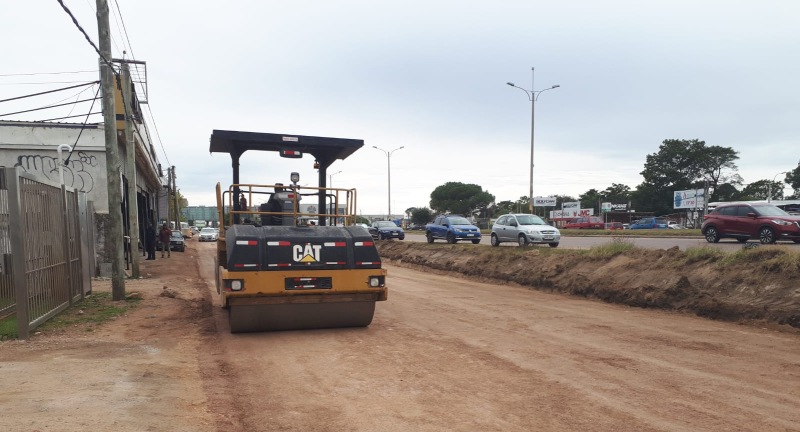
[371, 220, 405, 240]
[198, 227, 218, 242]
[701, 202, 800, 244]
[564, 216, 604, 229]
[354, 223, 379, 240]
[426, 215, 482, 244]
[491, 214, 560, 247]
[668, 223, 683, 229]
[629, 217, 669, 229]
[157, 230, 186, 252]
[605, 222, 624, 230]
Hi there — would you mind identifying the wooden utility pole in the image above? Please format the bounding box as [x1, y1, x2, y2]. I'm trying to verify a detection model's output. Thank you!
[97, 0, 125, 299]
[122, 64, 140, 278]
[172, 166, 180, 230]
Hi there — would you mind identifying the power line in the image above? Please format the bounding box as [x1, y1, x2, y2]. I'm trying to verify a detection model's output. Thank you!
[37, 111, 102, 122]
[0, 80, 102, 85]
[0, 97, 99, 117]
[0, 70, 97, 77]
[144, 104, 171, 167]
[112, 0, 136, 60]
[65, 85, 103, 164]
[0, 81, 98, 103]
[56, 0, 116, 72]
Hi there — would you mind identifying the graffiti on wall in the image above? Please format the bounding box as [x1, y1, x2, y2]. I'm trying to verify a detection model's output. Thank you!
[14, 152, 98, 193]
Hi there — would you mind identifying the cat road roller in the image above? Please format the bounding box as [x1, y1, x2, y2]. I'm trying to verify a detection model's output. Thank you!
[209, 130, 388, 333]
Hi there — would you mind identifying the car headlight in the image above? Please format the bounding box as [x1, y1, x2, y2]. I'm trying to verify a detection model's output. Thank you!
[772, 220, 791, 226]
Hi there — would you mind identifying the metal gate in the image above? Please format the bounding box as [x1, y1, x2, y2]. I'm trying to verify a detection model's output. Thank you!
[0, 167, 94, 339]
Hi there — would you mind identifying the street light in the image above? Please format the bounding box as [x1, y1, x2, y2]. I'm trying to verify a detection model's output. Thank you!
[373, 145, 404, 220]
[507, 67, 560, 214]
[768, 171, 788, 202]
[328, 170, 342, 188]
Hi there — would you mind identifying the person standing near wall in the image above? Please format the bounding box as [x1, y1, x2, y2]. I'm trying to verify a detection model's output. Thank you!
[145, 223, 157, 260]
[159, 223, 172, 258]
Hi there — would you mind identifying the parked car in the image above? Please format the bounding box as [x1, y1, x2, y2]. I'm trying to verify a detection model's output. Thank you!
[426, 215, 482, 244]
[157, 230, 186, 252]
[198, 227, 218, 242]
[564, 216, 604, 229]
[701, 202, 800, 244]
[371, 220, 405, 240]
[491, 214, 560, 247]
[629, 217, 669, 229]
[668, 223, 684, 229]
[604, 222, 624, 230]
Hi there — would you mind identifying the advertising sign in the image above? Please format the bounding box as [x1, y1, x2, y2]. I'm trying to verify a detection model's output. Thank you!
[673, 189, 705, 209]
[601, 202, 612, 212]
[549, 208, 595, 219]
[610, 203, 629, 212]
[533, 196, 557, 207]
[562, 201, 580, 210]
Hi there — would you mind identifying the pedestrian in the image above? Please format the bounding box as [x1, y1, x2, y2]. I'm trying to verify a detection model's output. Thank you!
[159, 223, 172, 258]
[145, 223, 157, 260]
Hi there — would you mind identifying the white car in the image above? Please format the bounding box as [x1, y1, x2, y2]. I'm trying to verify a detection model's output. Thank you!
[198, 227, 218, 242]
[491, 214, 560, 247]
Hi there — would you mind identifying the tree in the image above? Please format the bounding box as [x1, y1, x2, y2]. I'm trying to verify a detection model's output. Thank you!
[634, 139, 739, 214]
[578, 188, 602, 213]
[786, 160, 800, 199]
[410, 207, 434, 225]
[429, 182, 494, 216]
[738, 179, 786, 201]
[602, 183, 632, 204]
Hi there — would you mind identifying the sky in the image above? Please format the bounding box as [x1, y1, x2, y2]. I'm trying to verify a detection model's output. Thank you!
[2, 1, 799, 215]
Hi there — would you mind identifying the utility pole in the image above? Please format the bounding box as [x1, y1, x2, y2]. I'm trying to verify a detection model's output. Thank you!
[172, 166, 180, 230]
[122, 64, 140, 278]
[97, 0, 125, 300]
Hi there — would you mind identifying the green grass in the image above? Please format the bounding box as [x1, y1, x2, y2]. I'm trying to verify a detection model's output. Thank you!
[585, 237, 636, 259]
[0, 292, 142, 339]
[683, 246, 725, 264]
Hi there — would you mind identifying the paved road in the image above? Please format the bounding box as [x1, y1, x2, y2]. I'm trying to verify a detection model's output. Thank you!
[194, 241, 800, 431]
[403, 232, 796, 251]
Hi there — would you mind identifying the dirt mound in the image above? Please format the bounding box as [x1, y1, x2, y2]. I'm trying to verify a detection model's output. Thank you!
[377, 242, 800, 329]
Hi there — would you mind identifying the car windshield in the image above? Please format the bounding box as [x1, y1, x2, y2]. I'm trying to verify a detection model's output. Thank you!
[753, 205, 790, 217]
[655, 218, 668, 224]
[170, 232, 183, 239]
[447, 216, 471, 225]
[516, 215, 545, 225]
[374, 221, 396, 228]
[200, 228, 215, 233]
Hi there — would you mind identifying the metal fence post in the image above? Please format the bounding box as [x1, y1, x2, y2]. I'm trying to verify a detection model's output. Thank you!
[5, 167, 29, 339]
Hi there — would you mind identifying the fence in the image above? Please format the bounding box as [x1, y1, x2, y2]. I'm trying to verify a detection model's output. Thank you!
[0, 167, 94, 339]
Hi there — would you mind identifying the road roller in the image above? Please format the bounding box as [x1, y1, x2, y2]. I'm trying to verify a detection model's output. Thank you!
[209, 130, 388, 333]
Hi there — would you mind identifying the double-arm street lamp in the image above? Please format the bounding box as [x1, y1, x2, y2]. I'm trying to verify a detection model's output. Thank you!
[507, 67, 560, 214]
[768, 171, 788, 202]
[328, 170, 342, 188]
[373, 145, 404, 220]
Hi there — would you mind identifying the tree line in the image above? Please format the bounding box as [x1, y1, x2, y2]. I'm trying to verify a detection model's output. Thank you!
[405, 139, 800, 224]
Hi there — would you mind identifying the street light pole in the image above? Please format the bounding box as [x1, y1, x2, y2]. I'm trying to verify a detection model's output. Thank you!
[373, 146, 404, 220]
[328, 170, 342, 188]
[507, 67, 560, 214]
[768, 171, 788, 202]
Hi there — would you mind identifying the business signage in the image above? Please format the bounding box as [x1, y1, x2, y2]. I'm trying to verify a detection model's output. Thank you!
[610, 203, 629, 212]
[562, 201, 580, 210]
[601, 202, 612, 212]
[549, 208, 595, 219]
[533, 196, 557, 207]
[673, 189, 705, 210]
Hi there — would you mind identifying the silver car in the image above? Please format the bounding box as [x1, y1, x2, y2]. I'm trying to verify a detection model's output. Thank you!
[491, 214, 560, 247]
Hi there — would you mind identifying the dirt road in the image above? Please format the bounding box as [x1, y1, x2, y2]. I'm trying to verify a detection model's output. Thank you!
[2, 240, 799, 431]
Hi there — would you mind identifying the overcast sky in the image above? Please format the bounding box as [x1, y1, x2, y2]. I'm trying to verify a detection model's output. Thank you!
[3, 1, 799, 214]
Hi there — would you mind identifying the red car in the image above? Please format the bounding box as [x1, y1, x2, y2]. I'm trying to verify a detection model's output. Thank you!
[564, 216, 604, 229]
[701, 203, 800, 244]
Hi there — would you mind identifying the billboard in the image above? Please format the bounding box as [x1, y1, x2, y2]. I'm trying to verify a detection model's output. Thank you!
[533, 196, 557, 207]
[673, 189, 705, 209]
[549, 208, 595, 219]
[562, 201, 580, 210]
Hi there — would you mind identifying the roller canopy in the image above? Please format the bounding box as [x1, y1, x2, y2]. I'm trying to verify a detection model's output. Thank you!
[209, 129, 363, 165]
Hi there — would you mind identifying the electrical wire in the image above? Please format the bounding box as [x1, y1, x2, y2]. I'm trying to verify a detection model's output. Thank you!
[0, 70, 96, 77]
[37, 111, 102, 122]
[0, 81, 98, 104]
[112, 0, 136, 60]
[65, 84, 102, 165]
[56, 0, 116, 72]
[0, 97, 99, 117]
[144, 104, 171, 167]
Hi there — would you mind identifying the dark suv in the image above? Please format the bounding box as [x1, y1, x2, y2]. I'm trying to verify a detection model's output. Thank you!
[701, 203, 800, 244]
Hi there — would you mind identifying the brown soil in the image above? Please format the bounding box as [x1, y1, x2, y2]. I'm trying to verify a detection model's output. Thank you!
[376, 241, 800, 329]
[1, 239, 799, 431]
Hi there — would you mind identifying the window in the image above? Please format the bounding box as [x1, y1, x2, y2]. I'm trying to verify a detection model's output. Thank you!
[735, 206, 751, 217]
[496, 216, 508, 225]
[720, 206, 737, 216]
